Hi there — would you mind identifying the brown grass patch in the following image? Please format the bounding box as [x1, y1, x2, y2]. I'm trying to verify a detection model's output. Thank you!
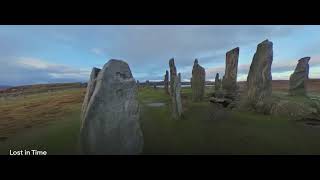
[0, 88, 86, 138]
[237, 79, 320, 93]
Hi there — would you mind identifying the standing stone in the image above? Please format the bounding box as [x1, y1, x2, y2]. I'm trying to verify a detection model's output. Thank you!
[80, 59, 143, 155]
[289, 57, 310, 96]
[81, 67, 101, 122]
[215, 73, 221, 91]
[164, 70, 169, 94]
[137, 80, 140, 89]
[169, 58, 177, 96]
[222, 47, 239, 95]
[172, 73, 182, 119]
[169, 58, 182, 119]
[191, 59, 206, 101]
[146, 80, 150, 87]
[247, 39, 273, 105]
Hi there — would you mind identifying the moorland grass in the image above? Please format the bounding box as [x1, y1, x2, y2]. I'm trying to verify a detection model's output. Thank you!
[1, 87, 320, 154]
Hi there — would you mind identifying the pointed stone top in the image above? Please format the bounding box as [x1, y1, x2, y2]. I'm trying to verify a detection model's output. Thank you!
[92, 67, 101, 71]
[194, 59, 198, 64]
[259, 39, 272, 45]
[91, 67, 101, 78]
[166, 70, 169, 73]
[215, 73, 219, 77]
[256, 39, 273, 51]
[227, 47, 239, 54]
[299, 57, 311, 63]
[169, 58, 175, 66]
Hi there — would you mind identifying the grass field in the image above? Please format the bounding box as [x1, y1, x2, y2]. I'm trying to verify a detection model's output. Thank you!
[0, 85, 320, 155]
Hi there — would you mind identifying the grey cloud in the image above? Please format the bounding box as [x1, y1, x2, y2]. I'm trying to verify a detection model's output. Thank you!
[0, 25, 303, 85]
[95, 25, 300, 79]
[0, 57, 90, 86]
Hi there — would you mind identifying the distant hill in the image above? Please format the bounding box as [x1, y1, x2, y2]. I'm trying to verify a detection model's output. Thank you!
[237, 79, 320, 93]
[0, 85, 11, 90]
[0, 82, 87, 97]
[139, 81, 214, 86]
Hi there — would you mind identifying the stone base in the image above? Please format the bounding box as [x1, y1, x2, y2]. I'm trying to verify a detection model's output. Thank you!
[210, 89, 240, 109]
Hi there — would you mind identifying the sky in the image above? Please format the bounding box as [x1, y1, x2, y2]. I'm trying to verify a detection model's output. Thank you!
[0, 25, 319, 86]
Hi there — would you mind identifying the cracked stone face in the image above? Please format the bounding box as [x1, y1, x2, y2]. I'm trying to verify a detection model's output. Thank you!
[289, 57, 310, 96]
[247, 40, 273, 106]
[80, 59, 143, 155]
[222, 47, 239, 94]
[169, 58, 182, 119]
[191, 59, 205, 102]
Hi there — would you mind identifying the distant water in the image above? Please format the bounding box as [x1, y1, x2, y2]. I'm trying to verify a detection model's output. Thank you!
[155, 85, 214, 88]
[146, 102, 165, 107]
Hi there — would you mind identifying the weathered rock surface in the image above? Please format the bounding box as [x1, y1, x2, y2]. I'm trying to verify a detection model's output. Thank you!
[222, 47, 239, 95]
[270, 98, 320, 121]
[172, 73, 182, 119]
[191, 59, 205, 101]
[289, 57, 310, 96]
[164, 70, 169, 94]
[80, 59, 143, 155]
[169, 58, 177, 96]
[247, 39, 273, 106]
[215, 73, 221, 91]
[209, 97, 232, 107]
[81, 67, 101, 121]
[169, 58, 182, 119]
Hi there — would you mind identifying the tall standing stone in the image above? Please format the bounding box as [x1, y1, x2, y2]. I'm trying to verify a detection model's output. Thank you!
[215, 73, 221, 91]
[169, 58, 182, 119]
[172, 73, 182, 119]
[222, 47, 239, 95]
[169, 58, 177, 96]
[289, 57, 310, 96]
[164, 70, 169, 94]
[247, 39, 273, 105]
[191, 59, 206, 101]
[80, 59, 143, 155]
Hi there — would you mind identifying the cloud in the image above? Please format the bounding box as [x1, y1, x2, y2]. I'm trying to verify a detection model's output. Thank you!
[0, 25, 306, 85]
[0, 57, 90, 86]
[99, 25, 299, 66]
[17, 58, 51, 69]
[90, 25, 300, 81]
[90, 48, 106, 56]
